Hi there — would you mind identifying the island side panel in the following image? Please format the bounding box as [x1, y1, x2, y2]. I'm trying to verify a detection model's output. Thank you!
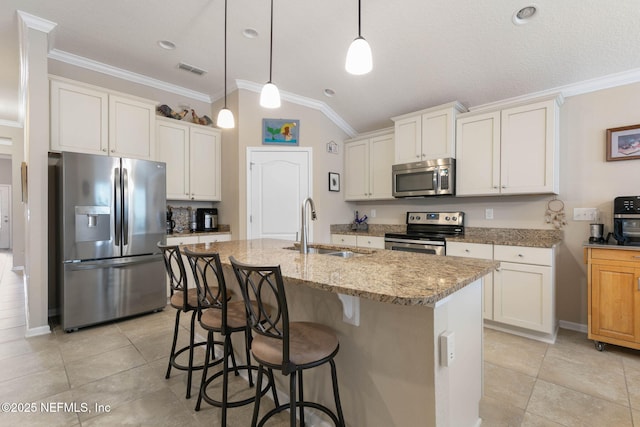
[432, 278, 483, 427]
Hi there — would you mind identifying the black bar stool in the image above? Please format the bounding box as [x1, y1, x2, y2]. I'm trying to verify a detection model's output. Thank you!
[230, 256, 346, 427]
[158, 243, 219, 399]
[184, 248, 278, 426]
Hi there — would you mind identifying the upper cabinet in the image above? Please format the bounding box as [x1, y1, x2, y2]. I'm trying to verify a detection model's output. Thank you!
[50, 77, 156, 160]
[344, 128, 395, 201]
[455, 95, 561, 197]
[391, 102, 467, 164]
[156, 117, 221, 201]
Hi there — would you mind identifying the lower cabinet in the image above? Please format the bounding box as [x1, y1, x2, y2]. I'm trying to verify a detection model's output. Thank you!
[164, 233, 232, 297]
[330, 234, 385, 249]
[447, 241, 557, 341]
[587, 248, 640, 350]
[446, 242, 494, 320]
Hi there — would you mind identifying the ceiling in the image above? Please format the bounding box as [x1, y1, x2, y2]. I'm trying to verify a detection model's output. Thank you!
[2, 0, 640, 134]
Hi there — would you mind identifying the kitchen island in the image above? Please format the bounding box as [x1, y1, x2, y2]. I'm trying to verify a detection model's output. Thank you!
[183, 238, 497, 427]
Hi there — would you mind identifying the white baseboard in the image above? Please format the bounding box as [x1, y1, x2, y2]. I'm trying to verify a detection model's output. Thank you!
[25, 325, 51, 337]
[558, 320, 588, 333]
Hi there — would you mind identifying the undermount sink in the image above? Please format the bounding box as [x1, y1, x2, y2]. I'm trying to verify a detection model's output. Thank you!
[284, 246, 359, 258]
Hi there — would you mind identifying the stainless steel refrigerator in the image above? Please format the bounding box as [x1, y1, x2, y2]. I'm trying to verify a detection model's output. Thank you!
[57, 152, 167, 331]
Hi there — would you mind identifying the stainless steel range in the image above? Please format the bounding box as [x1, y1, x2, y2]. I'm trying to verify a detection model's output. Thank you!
[384, 211, 464, 255]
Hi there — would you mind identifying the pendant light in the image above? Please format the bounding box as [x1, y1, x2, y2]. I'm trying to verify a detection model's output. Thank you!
[345, 0, 372, 75]
[216, 0, 235, 128]
[260, 0, 281, 108]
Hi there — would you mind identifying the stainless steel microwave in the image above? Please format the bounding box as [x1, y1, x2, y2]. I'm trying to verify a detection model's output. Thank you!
[392, 158, 455, 197]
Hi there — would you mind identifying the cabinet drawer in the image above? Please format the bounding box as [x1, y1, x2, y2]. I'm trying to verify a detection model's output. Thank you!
[446, 242, 493, 260]
[166, 235, 199, 245]
[590, 248, 640, 263]
[494, 245, 552, 266]
[356, 236, 385, 249]
[331, 234, 358, 246]
[199, 234, 232, 244]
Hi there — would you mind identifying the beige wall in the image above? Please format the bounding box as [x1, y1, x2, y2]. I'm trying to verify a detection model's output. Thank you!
[352, 83, 640, 327]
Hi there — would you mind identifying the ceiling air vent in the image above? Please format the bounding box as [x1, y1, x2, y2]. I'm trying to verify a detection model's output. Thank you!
[177, 62, 207, 76]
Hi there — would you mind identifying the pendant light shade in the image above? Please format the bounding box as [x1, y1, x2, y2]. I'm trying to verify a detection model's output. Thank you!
[217, 0, 235, 128]
[216, 107, 235, 129]
[345, 0, 372, 75]
[260, 0, 281, 108]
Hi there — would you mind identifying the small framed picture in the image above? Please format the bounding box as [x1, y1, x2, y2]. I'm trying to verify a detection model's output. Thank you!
[328, 172, 340, 192]
[262, 119, 299, 145]
[606, 124, 640, 161]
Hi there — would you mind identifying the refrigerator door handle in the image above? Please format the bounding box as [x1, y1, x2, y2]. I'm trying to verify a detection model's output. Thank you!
[114, 167, 121, 246]
[123, 168, 129, 246]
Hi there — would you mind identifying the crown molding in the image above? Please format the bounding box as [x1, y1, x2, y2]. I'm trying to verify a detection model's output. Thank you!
[236, 80, 357, 137]
[48, 49, 212, 103]
[469, 67, 640, 112]
[17, 11, 57, 33]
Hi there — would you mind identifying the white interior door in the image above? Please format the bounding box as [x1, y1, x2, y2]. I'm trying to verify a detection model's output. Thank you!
[247, 148, 312, 240]
[0, 185, 11, 249]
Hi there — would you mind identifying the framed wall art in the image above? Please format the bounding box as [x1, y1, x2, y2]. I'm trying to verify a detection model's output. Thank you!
[606, 124, 640, 161]
[262, 119, 299, 145]
[328, 172, 340, 192]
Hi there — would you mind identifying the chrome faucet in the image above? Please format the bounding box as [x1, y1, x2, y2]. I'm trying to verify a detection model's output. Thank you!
[300, 197, 317, 254]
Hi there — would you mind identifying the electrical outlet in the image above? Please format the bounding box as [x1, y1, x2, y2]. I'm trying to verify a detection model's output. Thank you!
[573, 208, 598, 221]
[440, 331, 455, 367]
[485, 208, 494, 220]
[370, 209, 376, 218]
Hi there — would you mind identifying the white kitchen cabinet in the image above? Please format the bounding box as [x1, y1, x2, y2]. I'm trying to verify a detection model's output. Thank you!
[456, 96, 560, 196]
[344, 129, 394, 201]
[156, 117, 222, 201]
[446, 241, 494, 320]
[392, 102, 466, 164]
[50, 77, 156, 160]
[331, 234, 385, 249]
[493, 245, 555, 335]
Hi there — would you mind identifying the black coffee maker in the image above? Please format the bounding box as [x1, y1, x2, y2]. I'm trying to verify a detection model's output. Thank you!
[166, 208, 175, 234]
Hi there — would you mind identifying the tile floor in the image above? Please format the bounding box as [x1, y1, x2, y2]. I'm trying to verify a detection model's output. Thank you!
[2, 248, 640, 426]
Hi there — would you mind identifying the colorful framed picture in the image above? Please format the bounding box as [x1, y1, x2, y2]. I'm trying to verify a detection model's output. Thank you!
[262, 119, 299, 145]
[329, 172, 340, 192]
[606, 124, 640, 161]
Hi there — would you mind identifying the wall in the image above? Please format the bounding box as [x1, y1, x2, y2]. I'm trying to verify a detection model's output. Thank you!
[0, 125, 24, 264]
[351, 82, 640, 327]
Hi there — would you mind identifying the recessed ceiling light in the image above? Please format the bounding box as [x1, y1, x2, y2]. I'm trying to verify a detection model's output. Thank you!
[158, 40, 176, 50]
[243, 28, 259, 39]
[512, 5, 537, 25]
[324, 88, 336, 97]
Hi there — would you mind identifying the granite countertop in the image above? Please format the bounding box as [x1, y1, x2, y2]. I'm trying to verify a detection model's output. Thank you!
[330, 224, 563, 248]
[183, 238, 498, 306]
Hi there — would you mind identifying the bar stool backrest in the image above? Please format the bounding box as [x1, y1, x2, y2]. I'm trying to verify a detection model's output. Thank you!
[229, 257, 291, 370]
[158, 243, 189, 308]
[183, 248, 226, 326]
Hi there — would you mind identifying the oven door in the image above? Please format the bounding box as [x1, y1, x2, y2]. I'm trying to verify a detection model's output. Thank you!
[393, 165, 438, 197]
[614, 214, 640, 245]
[384, 238, 445, 256]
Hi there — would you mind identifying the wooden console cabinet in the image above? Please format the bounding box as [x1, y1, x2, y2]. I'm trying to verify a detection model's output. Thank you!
[586, 247, 640, 351]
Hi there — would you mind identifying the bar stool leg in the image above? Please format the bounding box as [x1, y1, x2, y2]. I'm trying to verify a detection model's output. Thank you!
[298, 370, 305, 426]
[195, 330, 214, 411]
[330, 359, 345, 427]
[245, 327, 255, 387]
[268, 368, 280, 407]
[166, 309, 181, 379]
[251, 365, 265, 427]
[186, 309, 198, 399]
[289, 371, 297, 427]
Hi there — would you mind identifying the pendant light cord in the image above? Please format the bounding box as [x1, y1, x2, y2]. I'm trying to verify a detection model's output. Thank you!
[223, 0, 228, 108]
[268, 0, 274, 83]
[357, 0, 362, 37]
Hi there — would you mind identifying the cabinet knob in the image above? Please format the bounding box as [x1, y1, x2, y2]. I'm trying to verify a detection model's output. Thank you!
[416, 155, 420, 158]
[110, 149, 115, 153]
[102, 148, 107, 152]
[501, 185, 507, 189]
[518, 254, 524, 258]
[421, 154, 426, 158]
[465, 249, 470, 253]
[493, 186, 498, 189]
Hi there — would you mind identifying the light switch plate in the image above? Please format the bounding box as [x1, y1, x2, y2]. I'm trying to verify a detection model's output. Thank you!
[573, 208, 598, 221]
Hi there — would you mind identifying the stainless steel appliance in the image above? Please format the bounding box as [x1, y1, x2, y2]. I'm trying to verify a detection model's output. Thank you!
[589, 223, 605, 244]
[613, 196, 640, 246]
[384, 211, 464, 255]
[196, 208, 218, 231]
[56, 152, 167, 331]
[392, 158, 455, 198]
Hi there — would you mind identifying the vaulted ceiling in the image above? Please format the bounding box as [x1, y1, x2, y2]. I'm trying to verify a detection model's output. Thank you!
[2, 0, 640, 133]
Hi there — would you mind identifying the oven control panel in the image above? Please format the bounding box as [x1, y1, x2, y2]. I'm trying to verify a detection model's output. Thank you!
[406, 211, 464, 226]
[615, 196, 640, 213]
